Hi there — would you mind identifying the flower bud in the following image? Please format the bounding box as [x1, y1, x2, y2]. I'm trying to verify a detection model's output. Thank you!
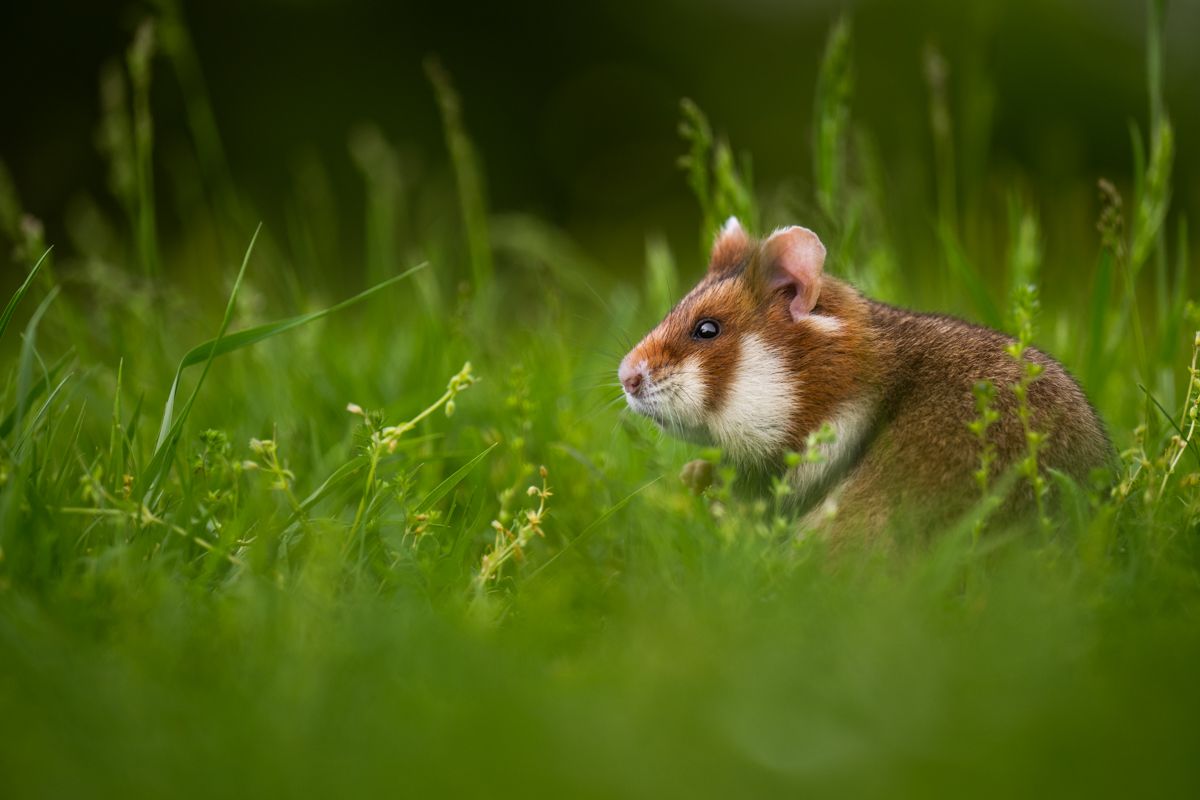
[680, 459, 714, 495]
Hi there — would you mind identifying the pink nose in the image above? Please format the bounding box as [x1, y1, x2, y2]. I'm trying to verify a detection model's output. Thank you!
[619, 362, 645, 396]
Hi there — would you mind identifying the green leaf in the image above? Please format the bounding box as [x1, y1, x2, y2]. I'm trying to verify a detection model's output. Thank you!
[142, 225, 263, 498]
[8, 287, 59, 445]
[172, 261, 427, 372]
[417, 442, 498, 513]
[0, 246, 51, 344]
[0, 353, 69, 438]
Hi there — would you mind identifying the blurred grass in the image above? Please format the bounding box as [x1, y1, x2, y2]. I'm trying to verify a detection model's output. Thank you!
[1, 4, 1199, 798]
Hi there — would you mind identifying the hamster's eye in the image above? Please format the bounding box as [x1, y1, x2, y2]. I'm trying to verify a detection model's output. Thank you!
[692, 319, 721, 340]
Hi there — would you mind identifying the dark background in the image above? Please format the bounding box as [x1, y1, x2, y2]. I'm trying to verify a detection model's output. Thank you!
[2, 0, 1198, 279]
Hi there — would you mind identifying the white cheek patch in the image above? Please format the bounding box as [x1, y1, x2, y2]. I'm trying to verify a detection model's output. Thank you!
[789, 396, 877, 501]
[706, 334, 795, 463]
[666, 356, 708, 421]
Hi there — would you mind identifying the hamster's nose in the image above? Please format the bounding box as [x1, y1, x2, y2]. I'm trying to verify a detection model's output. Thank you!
[619, 361, 644, 396]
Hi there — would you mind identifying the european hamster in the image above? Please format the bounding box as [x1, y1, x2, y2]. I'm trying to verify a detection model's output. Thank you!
[619, 218, 1113, 534]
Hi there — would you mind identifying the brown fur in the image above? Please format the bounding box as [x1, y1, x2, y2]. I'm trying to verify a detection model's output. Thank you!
[623, 225, 1114, 537]
[829, 296, 1114, 533]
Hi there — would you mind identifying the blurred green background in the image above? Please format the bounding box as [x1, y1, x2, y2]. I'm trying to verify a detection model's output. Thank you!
[4, 0, 1198, 287]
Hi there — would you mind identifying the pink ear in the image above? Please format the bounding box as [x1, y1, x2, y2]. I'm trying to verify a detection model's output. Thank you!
[709, 216, 750, 273]
[763, 226, 826, 321]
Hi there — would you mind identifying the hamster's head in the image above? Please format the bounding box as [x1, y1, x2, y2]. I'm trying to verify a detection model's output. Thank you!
[619, 218, 868, 464]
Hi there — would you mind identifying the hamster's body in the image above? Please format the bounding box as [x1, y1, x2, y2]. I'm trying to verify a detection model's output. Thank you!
[619, 219, 1112, 536]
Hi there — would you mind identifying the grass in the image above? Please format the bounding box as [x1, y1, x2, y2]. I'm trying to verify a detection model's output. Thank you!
[2, 6, 1199, 798]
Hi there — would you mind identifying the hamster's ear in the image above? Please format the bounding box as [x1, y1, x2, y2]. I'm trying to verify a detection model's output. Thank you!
[709, 216, 751, 275]
[762, 226, 826, 321]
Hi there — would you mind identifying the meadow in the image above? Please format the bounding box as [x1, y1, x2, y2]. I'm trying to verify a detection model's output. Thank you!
[1, 4, 1198, 798]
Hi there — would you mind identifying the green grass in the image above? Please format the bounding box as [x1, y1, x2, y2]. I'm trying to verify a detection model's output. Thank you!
[2, 7, 1199, 798]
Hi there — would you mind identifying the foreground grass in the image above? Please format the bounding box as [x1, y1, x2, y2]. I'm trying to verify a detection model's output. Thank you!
[2, 6, 1199, 798]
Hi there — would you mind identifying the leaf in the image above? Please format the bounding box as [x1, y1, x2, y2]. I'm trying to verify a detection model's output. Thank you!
[287, 454, 369, 527]
[416, 442, 498, 513]
[142, 225, 263, 497]
[0, 353, 69, 438]
[12, 373, 72, 453]
[0, 246, 51, 344]
[8, 287, 59, 445]
[172, 261, 427, 373]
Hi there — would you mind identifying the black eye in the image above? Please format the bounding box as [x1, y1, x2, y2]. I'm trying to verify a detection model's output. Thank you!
[692, 319, 721, 340]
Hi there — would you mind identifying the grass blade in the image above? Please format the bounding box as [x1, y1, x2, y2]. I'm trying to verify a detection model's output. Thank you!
[173, 261, 428, 371]
[1, 284, 60, 540]
[8, 287, 59, 445]
[425, 58, 493, 297]
[1139, 383, 1200, 469]
[12, 374, 72, 453]
[143, 224, 263, 496]
[0, 247, 52, 344]
[416, 442, 498, 513]
[0, 353, 70, 438]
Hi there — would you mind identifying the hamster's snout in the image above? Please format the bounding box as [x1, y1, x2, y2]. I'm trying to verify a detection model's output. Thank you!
[618, 359, 646, 397]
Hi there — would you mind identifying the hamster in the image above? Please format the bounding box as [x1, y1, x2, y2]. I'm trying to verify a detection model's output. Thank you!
[618, 218, 1114, 534]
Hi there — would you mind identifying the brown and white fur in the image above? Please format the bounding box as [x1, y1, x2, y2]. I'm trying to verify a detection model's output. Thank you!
[618, 218, 1113, 537]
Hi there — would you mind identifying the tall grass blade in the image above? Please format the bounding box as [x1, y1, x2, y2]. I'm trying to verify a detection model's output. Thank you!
[0, 354, 69, 438]
[108, 358, 124, 488]
[813, 15, 853, 220]
[0, 247, 52, 344]
[1, 285, 59, 541]
[678, 99, 758, 243]
[425, 58, 493, 298]
[143, 225, 262, 496]
[173, 262, 428, 371]
[8, 287, 59, 446]
[127, 20, 159, 276]
[416, 442, 498, 512]
[12, 374, 72, 454]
